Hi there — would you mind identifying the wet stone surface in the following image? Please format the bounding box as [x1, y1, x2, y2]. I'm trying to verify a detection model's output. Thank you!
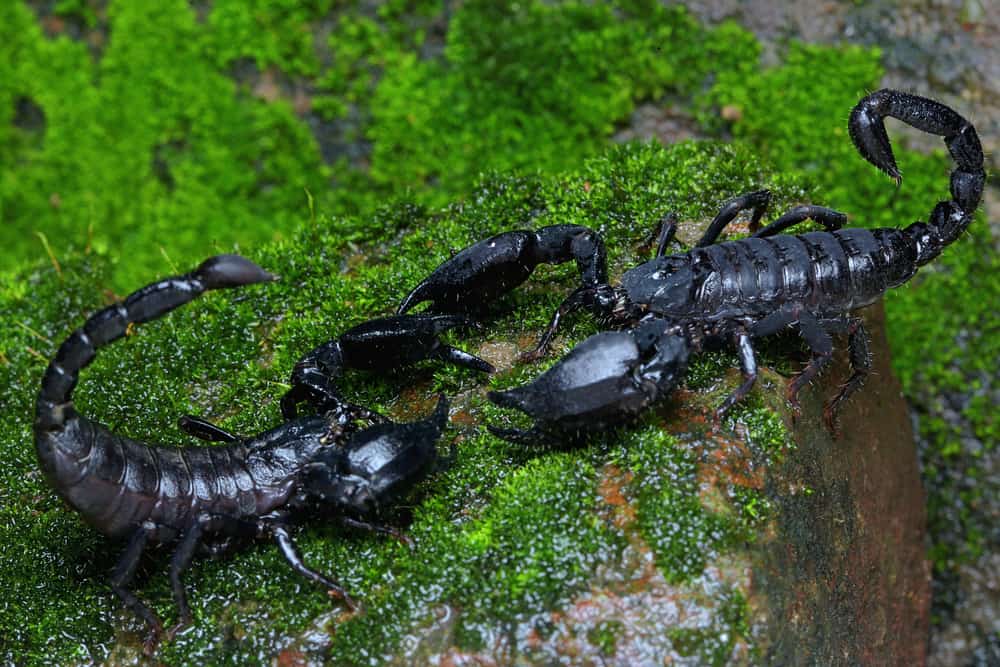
[332, 303, 930, 666]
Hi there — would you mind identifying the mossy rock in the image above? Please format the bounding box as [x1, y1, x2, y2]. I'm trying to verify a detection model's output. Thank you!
[1, 141, 929, 664]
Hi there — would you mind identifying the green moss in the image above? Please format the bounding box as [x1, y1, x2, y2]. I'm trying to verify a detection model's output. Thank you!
[3, 0, 995, 661]
[364, 1, 760, 206]
[625, 425, 743, 581]
[0, 1, 330, 288]
[699, 37, 998, 579]
[588, 620, 624, 656]
[205, 0, 333, 77]
[0, 140, 793, 663]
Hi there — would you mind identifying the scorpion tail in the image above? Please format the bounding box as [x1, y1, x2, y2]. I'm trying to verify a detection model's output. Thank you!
[35, 255, 276, 432]
[849, 89, 985, 265]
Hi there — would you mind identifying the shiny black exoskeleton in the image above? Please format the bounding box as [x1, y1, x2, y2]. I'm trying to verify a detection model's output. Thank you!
[488, 319, 690, 444]
[34, 255, 451, 654]
[280, 314, 493, 420]
[401, 90, 985, 443]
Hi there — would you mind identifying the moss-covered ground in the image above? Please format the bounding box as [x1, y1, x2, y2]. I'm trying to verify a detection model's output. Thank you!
[1, 0, 996, 662]
[2, 141, 798, 664]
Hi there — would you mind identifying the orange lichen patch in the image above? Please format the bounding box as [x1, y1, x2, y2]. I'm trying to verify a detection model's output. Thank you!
[696, 434, 765, 493]
[391, 386, 439, 420]
[660, 388, 710, 435]
[449, 409, 477, 427]
[275, 648, 308, 667]
[596, 464, 637, 530]
[516, 333, 540, 352]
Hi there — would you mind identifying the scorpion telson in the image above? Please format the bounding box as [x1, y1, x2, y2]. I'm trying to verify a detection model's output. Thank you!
[399, 89, 985, 443]
[35, 255, 453, 654]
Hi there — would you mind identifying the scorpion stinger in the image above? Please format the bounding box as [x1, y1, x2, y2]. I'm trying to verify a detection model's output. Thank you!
[35, 257, 454, 654]
[399, 90, 985, 441]
[849, 89, 985, 263]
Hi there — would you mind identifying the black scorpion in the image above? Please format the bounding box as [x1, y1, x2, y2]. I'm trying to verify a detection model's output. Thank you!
[34, 255, 451, 653]
[391, 89, 985, 443]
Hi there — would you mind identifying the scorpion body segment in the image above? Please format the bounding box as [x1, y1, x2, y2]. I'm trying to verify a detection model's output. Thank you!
[398, 90, 984, 441]
[35, 256, 452, 653]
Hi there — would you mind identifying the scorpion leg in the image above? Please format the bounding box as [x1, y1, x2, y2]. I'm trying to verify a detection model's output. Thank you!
[272, 524, 358, 611]
[785, 311, 834, 415]
[752, 205, 847, 238]
[639, 212, 680, 257]
[696, 190, 771, 247]
[166, 520, 205, 637]
[340, 516, 412, 546]
[521, 285, 594, 362]
[823, 318, 872, 434]
[397, 224, 607, 314]
[751, 305, 835, 416]
[280, 364, 382, 422]
[431, 344, 494, 373]
[177, 415, 239, 443]
[714, 331, 759, 423]
[283, 315, 491, 420]
[110, 523, 163, 655]
[167, 514, 262, 638]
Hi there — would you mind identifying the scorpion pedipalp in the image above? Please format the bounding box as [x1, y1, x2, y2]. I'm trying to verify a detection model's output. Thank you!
[278, 314, 491, 421]
[35, 257, 454, 652]
[397, 224, 607, 315]
[400, 89, 984, 441]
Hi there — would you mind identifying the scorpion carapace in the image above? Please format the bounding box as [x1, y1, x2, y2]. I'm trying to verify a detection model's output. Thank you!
[35, 255, 453, 653]
[399, 89, 985, 443]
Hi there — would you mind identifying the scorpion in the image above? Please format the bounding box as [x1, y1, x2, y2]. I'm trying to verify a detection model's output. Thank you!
[34, 254, 452, 653]
[384, 89, 985, 443]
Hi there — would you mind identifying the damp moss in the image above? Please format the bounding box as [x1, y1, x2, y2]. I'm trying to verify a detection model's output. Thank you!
[701, 37, 998, 585]
[1, 1, 760, 288]
[0, 140, 796, 664]
[2, 0, 995, 662]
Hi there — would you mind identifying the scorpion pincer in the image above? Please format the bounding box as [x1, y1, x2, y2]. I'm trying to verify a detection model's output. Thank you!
[279, 313, 494, 421]
[396, 89, 985, 443]
[34, 254, 452, 653]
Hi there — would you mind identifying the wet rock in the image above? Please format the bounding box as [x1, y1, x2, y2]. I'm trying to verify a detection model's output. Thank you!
[373, 302, 931, 665]
[753, 302, 929, 665]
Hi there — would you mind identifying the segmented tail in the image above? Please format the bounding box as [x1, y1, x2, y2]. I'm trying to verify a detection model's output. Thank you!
[35, 255, 276, 432]
[849, 89, 985, 265]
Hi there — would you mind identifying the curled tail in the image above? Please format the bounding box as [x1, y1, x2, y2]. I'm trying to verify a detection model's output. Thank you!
[35, 254, 276, 433]
[849, 89, 985, 265]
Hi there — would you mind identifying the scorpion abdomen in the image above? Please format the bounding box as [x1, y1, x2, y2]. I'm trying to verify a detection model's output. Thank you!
[630, 226, 922, 323]
[39, 415, 278, 540]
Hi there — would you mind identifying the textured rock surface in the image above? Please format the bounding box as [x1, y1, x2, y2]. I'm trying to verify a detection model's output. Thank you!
[753, 302, 929, 665]
[362, 304, 932, 666]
